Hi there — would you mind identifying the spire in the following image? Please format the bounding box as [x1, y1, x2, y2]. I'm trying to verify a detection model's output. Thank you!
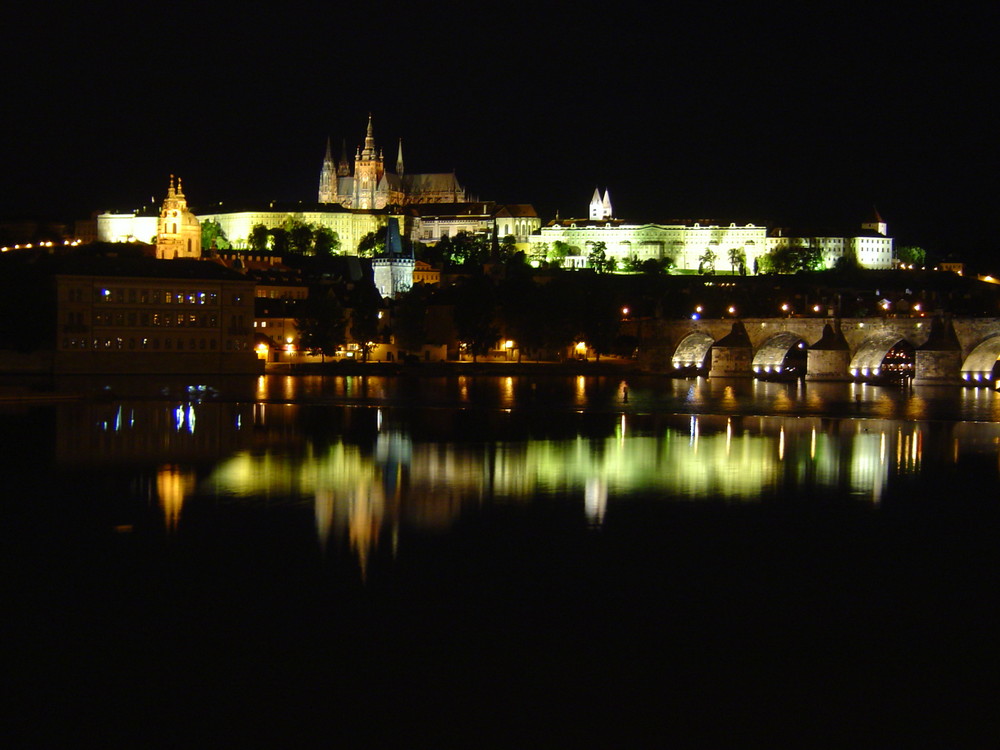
[602, 188, 612, 219]
[337, 138, 351, 177]
[383, 217, 405, 257]
[324, 136, 333, 161]
[168, 174, 176, 198]
[589, 187, 602, 220]
[396, 138, 405, 176]
[362, 113, 376, 158]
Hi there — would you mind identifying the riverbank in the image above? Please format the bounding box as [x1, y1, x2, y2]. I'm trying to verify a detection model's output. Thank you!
[265, 358, 644, 377]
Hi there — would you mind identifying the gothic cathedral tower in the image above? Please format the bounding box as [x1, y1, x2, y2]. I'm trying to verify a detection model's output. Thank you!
[318, 138, 337, 203]
[353, 114, 385, 209]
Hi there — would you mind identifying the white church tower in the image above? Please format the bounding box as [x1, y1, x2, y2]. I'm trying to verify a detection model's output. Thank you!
[589, 188, 613, 220]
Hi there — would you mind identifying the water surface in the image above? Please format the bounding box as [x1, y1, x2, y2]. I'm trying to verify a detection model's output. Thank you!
[4, 375, 1000, 745]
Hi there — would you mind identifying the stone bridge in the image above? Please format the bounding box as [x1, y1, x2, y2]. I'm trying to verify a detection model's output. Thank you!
[632, 316, 1000, 386]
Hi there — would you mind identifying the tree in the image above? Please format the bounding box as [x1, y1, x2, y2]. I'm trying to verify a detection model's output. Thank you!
[835, 245, 861, 271]
[498, 277, 546, 361]
[896, 245, 926, 267]
[766, 242, 823, 273]
[550, 240, 572, 268]
[349, 288, 382, 362]
[295, 289, 346, 362]
[248, 224, 269, 253]
[284, 216, 314, 255]
[529, 241, 549, 266]
[588, 241, 614, 273]
[313, 227, 340, 256]
[394, 284, 430, 355]
[453, 276, 498, 362]
[497, 234, 518, 262]
[268, 227, 289, 255]
[576, 276, 621, 361]
[699, 248, 717, 274]
[357, 231, 383, 258]
[201, 219, 229, 252]
[447, 231, 489, 267]
[728, 247, 747, 275]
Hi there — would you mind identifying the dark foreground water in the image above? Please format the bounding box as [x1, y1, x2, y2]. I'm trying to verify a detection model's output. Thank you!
[4, 375, 1000, 746]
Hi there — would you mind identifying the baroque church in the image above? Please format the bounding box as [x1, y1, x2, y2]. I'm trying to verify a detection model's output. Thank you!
[318, 115, 466, 209]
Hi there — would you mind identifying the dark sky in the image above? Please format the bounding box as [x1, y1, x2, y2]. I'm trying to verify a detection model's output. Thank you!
[3, 4, 995, 261]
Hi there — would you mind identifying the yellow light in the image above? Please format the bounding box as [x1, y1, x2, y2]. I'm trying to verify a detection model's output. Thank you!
[575, 341, 587, 353]
[728, 306, 736, 315]
[286, 337, 293, 344]
[622, 307, 630, 316]
[781, 303, 789, 311]
[504, 340, 514, 349]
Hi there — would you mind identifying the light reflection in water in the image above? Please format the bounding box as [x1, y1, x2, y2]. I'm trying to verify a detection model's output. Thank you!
[45, 390, 1000, 577]
[157, 465, 194, 532]
[192, 411, 957, 570]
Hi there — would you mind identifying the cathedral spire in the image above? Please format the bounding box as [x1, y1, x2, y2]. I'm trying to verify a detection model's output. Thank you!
[396, 138, 405, 176]
[362, 113, 376, 158]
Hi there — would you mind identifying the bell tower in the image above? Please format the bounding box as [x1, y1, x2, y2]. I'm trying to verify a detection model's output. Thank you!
[156, 176, 202, 260]
[353, 114, 385, 209]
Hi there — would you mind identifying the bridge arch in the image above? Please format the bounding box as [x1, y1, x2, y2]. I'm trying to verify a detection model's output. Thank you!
[751, 332, 808, 377]
[961, 334, 1000, 385]
[849, 331, 914, 380]
[672, 331, 714, 373]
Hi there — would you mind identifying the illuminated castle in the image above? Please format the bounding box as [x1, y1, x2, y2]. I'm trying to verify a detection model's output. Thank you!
[318, 114, 466, 209]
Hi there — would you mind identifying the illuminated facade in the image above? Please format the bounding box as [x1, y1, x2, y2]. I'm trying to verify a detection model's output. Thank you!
[407, 202, 541, 246]
[155, 176, 202, 260]
[527, 195, 894, 271]
[529, 216, 769, 271]
[54, 257, 260, 373]
[319, 115, 466, 209]
[196, 203, 403, 256]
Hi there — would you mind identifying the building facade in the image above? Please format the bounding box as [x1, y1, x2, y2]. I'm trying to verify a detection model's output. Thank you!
[527, 195, 894, 272]
[528, 217, 770, 271]
[55, 258, 258, 373]
[319, 115, 466, 209]
[407, 202, 541, 247]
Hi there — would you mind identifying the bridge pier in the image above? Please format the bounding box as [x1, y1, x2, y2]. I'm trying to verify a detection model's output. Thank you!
[806, 349, 852, 382]
[914, 350, 964, 386]
[709, 323, 754, 378]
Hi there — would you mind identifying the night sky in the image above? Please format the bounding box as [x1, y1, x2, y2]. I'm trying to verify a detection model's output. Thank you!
[3, 4, 995, 262]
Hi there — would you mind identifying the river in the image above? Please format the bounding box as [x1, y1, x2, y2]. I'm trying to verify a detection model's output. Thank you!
[3, 374, 999, 745]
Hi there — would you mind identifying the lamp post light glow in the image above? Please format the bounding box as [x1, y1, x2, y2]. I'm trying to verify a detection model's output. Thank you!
[728, 306, 736, 316]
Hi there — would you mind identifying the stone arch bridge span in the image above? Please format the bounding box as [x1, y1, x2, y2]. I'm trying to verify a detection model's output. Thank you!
[633, 317, 1000, 386]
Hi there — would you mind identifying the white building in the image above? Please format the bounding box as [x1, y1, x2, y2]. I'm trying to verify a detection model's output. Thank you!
[528, 218, 769, 272]
[407, 202, 541, 247]
[527, 196, 894, 272]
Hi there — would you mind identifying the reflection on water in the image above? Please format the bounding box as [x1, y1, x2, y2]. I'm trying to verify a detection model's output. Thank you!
[32, 386, 1000, 575]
